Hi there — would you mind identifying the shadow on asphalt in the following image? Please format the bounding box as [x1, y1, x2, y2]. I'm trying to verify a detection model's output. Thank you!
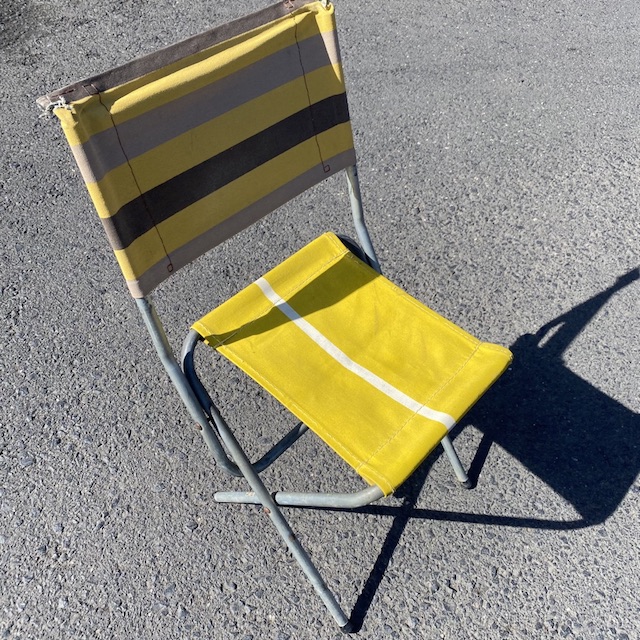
[346, 267, 640, 631]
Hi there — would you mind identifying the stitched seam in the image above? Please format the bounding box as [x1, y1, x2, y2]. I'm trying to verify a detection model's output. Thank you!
[291, 11, 328, 170]
[354, 342, 483, 474]
[94, 88, 173, 272]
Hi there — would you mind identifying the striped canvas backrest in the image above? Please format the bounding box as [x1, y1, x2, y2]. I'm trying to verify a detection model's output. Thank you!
[39, 1, 356, 298]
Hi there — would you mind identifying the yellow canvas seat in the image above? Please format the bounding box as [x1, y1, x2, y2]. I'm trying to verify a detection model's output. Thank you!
[40, 0, 512, 632]
[194, 232, 511, 495]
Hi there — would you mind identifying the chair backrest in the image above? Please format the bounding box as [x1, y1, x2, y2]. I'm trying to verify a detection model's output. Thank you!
[38, 0, 356, 298]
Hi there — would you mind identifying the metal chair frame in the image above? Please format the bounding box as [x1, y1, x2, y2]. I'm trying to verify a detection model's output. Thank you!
[38, 0, 484, 627]
[134, 164, 471, 632]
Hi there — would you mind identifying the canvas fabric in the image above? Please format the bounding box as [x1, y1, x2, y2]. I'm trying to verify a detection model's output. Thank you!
[193, 233, 513, 494]
[40, 1, 354, 297]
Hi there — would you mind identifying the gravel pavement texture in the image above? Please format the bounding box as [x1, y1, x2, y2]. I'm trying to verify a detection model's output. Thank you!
[1, 0, 639, 638]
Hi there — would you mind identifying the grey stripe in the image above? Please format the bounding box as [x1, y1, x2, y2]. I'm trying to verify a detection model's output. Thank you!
[105, 93, 351, 250]
[70, 128, 128, 186]
[37, 0, 313, 108]
[73, 31, 341, 185]
[125, 149, 356, 298]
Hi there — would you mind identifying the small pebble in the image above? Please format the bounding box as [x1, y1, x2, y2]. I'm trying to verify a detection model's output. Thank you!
[19, 456, 35, 468]
[177, 605, 189, 620]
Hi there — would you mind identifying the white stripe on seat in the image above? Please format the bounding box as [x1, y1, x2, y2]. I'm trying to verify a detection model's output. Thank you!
[255, 277, 456, 431]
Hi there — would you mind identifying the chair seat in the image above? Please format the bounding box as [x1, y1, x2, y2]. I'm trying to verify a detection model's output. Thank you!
[193, 232, 511, 494]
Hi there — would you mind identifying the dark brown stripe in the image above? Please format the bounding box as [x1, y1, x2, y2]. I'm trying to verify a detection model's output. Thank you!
[37, 0, 313, 108]
[103, 92, 350, 251]
[125, 148, 357, 298]
[72, 31, 340, 184]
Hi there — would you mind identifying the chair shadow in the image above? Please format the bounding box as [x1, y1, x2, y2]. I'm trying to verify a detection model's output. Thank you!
[199, 250, 379, 347]
[346, 267, 640, 631]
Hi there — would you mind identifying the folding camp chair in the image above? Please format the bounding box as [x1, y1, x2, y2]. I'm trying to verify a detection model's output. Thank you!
[38, 0, 512, 631]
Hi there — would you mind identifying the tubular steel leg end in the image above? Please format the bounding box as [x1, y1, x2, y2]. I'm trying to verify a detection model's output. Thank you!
[440, 435, 471, 487]
[340, 619, 356, 634]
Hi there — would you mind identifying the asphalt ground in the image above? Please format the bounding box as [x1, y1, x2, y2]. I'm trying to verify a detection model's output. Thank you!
[1, 0, 639, 638]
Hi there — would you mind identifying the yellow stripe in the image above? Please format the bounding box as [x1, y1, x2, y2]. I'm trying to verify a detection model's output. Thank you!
[86, 166, 141, 219]
[60, 3, 338, 143]
[129, 64, 346, 193]
[116, 124, 353, 281]
[56, 97, 112, 148]
[80, 62, 347, 218]
[113, 234, 168, 283]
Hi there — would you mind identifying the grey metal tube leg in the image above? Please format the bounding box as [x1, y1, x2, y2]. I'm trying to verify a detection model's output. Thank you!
[139, 299, 351, 630]
[441, 435, 473, 489]
[211, 405, 352, 630]
[136, 298, 242, 477]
